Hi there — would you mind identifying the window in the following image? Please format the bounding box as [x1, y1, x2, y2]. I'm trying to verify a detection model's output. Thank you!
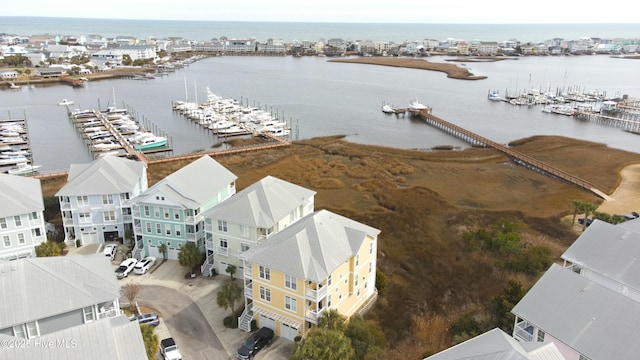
[30, 212, 39, 220]
[327, 294, 332, 308]
[26, 321, 39, 338]
[285, 274, 297, 290]
[537, 330, 545, 342]
[154, 208, 160, 217]
[355, 254, 360, 266]
[83, 306, 95, 323]
[156, 224, 161, 234]
[102, 194, 114, 205]
[14, 215, 22, 227]
[217, 220, 228, 232]
[13, 325, 25, 338]
[369, 241, 373, 254]
[174, 212, 180, 220]
[0, 218, 6, 229]
[219, 239, 228, 248]
[79, 212, 91, 223]
[285, 296, 297, 312]
[241, 243, 250, 253]
[328, 275, 332, 286]
[18, 233, 25, 245]
[104, 211, 116, 222]
[146, 223, 152, 233]
[165, 225, 171, 236]
[175, 226, 181, 237]
[77, 195, 88, 206]
[259, 286, 271, 302]
[369, 262, 372, 274]
[164, 209, 170, 219]
[144, 206, 150, 216]
[3, 236, 10, 247]
[240, 224, 249, 237]
[259, 266, 270, 280]
[33, 228, 41, 237]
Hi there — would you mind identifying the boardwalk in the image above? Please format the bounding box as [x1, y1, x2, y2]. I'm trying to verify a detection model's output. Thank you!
[413, 109, 611, 199]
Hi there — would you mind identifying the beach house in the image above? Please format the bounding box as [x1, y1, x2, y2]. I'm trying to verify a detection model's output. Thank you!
[0, 174, 47, 261]
[238, 209, 380, 340]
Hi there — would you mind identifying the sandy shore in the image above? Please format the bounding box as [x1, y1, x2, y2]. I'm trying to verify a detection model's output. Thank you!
[328, 57, 488, 80]
[596, 163, 640, 215]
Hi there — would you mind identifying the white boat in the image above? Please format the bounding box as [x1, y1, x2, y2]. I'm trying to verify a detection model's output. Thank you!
[408, 99, 430, 111]
[58, 99, 75, 106]
[92, 141, 122, 152]
[133, 136, 168, 151]
[8, 82, 21, 90]
[209, 119, 235, 132]
[0, 155, 29, 166]
[382, 104, 394, 113]
[217, 125, 250, 137]
[268, 128, 291, 137]
[7, 163, 42, 175]
[487, 90, 503, 101]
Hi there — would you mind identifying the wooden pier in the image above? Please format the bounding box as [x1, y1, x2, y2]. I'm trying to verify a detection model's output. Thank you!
[413, 109, 610, 199]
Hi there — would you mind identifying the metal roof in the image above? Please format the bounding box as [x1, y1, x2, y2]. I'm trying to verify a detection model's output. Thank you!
[0, 254, 120, 328]
[203, 175, 315, 228]
[424, 328, 564, 360]
[243, 210, 380, 282]
[511, 264, 640, 360]
[0, 315, 146, 360]
[134, 155, 236, 208]
[0, 174, 44, 218]
[562, 219, 640, 290]
[55, 156, 147, 196]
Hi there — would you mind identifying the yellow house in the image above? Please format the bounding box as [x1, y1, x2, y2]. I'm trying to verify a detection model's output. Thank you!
[238, 209, 380, 341]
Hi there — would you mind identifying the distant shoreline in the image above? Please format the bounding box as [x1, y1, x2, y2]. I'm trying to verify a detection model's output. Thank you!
[328, 57, 489, 80]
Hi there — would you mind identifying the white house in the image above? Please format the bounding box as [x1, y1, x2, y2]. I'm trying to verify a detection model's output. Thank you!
[512, 219, 640, 360]
[56, 156, 148, 246]
[0, 174, 47, 261]
[201, 175, 316, 276]
[0, 254, 146, 359]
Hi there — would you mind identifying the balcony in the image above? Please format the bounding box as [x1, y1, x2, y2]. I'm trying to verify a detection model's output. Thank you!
[245, 281, 253, 299]
[216, 246, 229, 256]
[205, 239, 214, 250]
[305, 285, 328, 301]
[63, 218, 74, 226]
[244, 266, 253, 279]
[59, 202, 71, 210]
[305, 307, 327, 323]
[514, 320, 535, 342]
[97, 307, 120, 319]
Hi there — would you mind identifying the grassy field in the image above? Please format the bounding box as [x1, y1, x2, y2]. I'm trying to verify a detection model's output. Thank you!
[39, 134, 640, 358]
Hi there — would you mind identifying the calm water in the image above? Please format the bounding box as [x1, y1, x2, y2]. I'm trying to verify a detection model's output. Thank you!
[3, 17, 640, 43]
[2, 54, 640, 172]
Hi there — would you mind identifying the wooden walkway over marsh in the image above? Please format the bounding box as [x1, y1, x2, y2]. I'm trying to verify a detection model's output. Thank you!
[412, 109, 611, 199]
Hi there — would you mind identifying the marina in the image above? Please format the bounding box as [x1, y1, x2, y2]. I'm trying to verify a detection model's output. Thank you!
[0, 117, 36, 175]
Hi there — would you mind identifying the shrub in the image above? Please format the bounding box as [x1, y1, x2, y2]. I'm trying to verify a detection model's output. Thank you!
[375, 269, 387, 296]
[250, 319, 257, 331]
[449, 315, 482, 338]
[75, 239, 81, 247]
[223, 316, 238, 328]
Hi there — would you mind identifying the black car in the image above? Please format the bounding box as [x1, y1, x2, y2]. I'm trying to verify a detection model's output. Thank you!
[236, 327, 274, 359]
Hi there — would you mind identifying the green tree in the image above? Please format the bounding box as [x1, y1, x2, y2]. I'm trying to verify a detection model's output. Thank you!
[158, 243, 167, 260]
[178, 242, 200, 276]
[35, 240, 62, 257]
[488, 281, 526, 333]
[344, 315, 385, 360]
[225, 264, 237, 280]
[291, 328, 354, 360]
[318, 309, 346, 332]
[581, 202, 597, 230]
[216, 281, 243, 324]
[375, 268, 387, 296]
[571, 200, 585, 224]
[140, 324, 159, 360]
[122, 54, 133, 66]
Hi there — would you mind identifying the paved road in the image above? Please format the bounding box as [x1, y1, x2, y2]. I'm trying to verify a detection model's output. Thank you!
[137, 285, 228, 360]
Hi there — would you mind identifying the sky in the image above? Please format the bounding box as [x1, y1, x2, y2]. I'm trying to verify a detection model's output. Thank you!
[5, 1, 638, 24]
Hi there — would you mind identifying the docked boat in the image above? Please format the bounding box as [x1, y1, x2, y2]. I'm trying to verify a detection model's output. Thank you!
[8, 82, 21, 90]
[217, 125, 250, 137]
[133, 135, 168, 151]
[487, 90, 503, 101]
[408, 99, 430, 111]
[7, 163, 41, 175]
[58, 99, 75, 106]
[0, 155, 29, 166]
[382, 104, 395, 113]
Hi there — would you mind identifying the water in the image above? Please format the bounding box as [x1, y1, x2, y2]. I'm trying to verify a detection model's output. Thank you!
[2, 18, 640, 172]
[3, 17, 640, 44]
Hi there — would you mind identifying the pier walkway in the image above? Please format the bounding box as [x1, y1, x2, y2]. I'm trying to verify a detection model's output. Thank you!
[413, 109, 611, 199]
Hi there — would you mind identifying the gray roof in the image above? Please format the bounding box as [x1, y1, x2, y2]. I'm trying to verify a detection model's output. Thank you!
[135, 155, 236, 209]
[0, 174, 44, 218]
[0, 254, 120, 328]
[55, 156, 146, 197]
[203, 175, 316, 228]
[0, 315, 147, 360]
[511, 264, 640, 360]
[424, 328, 563, 360]
[562, 219, 640, 291]
[243, 210, 380, 282]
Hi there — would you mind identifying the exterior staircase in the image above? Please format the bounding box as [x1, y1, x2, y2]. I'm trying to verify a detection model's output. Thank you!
[201, 256, 215, 277]
[238, 303, 253, 332]
[132, 239, 143, 260]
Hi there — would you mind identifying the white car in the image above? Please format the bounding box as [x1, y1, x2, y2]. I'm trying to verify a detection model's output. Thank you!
[103, 244, 117, 261]
[133, 256, 156, 275]
[115, 258, 137, 279]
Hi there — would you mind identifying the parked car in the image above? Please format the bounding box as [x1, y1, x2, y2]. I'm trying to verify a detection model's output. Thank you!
[577, 217, 593, 226]
[131, 312, 159, 326]
[133, 256, 156, 275]
[115, 258, 137, 279]
[103, 243, 117, 261]
[236, 327, 274, 360]
[160, 337, 182, 360]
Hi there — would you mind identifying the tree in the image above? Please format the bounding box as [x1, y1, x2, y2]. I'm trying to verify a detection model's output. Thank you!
[122, 54, 133, 66]
[216, 280, 242, 325]
[582, 202, 597, 230]
[318, 309, 346, 332]
[178, 242, 201, 276]
[344, 315, 385, 360]
[140, 324, 159, 360]
[35, 240, 62, 257]
[121, 282, 142, 313]
[375, 268, 387, 296]
[291, 328, 354, 360]
[488, 280, 526, 333]
[158, 243, 167, 260]
[225, 264, 237, 280]
[571, 200, 585, 224]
